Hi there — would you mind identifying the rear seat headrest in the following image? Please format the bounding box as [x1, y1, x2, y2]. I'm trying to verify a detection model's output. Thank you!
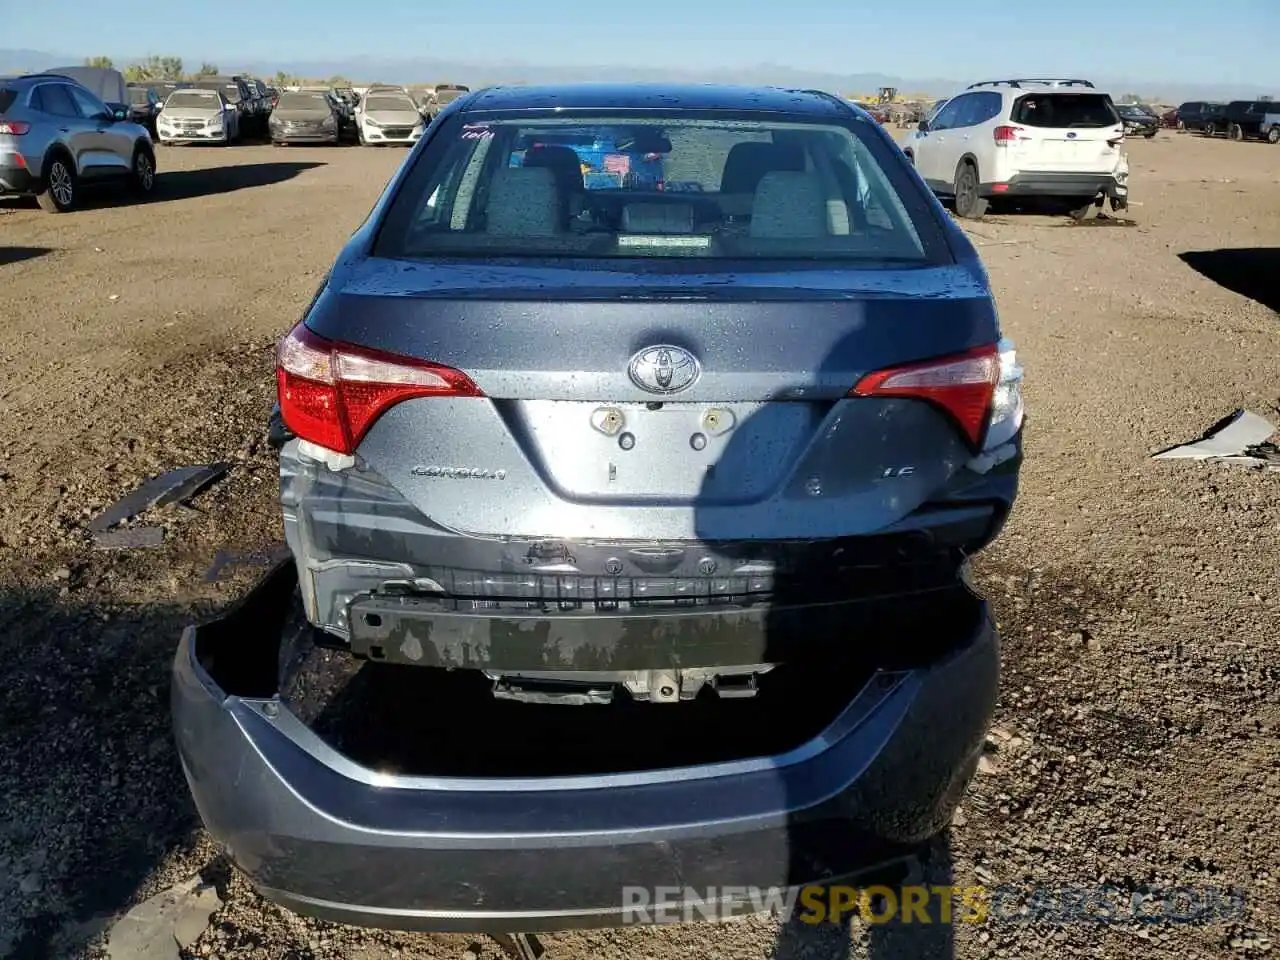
[522, 145, 585, 196]
[750, 171, 828, 239]
[486, 167, 561, 237]
[720, 141, 805, 194]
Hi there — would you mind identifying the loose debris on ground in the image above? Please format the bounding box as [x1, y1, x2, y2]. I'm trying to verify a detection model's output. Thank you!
[1154, 409, 1280, 471]
[0, 134, 1277, 960]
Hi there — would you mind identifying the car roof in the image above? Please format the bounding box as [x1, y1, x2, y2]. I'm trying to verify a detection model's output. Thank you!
[459, 83, 852, 117]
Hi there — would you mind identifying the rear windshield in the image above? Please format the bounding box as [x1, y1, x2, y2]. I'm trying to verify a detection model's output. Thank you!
[166, 91, 220, 108]
[276, 92, 330, 109]
[0, 89, 16, 114]
[128, 88, 151, 104]
[1011, 93, 1118, 128]
[197, 84, 240, 101]
[374, 111, 933, 263]
[435, 87, 468, 103]
[365, 95, 416, 111]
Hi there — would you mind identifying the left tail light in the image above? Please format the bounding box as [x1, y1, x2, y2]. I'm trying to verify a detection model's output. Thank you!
[0, 121, 31, 135]
[993, 125, 1023, 146]
[276, 323, 483, 455]
[850, 341, 1023, 450]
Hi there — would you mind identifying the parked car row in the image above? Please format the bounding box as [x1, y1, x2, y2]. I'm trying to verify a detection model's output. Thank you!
[1169, 99, 1280, 143]
[154, 76, 283, 145]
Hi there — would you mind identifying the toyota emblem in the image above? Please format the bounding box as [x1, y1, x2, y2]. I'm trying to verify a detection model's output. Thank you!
[628, 345, 700, 395]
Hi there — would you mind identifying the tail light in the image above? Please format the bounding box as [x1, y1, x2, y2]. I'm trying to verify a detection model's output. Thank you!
[0, 121, 31, 135]
[993, 125, 1023, 145]
[851, 343, 1016, 449]
[276, 323, 483, 455]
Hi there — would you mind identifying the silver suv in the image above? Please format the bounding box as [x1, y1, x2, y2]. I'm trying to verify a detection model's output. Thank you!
[0, 73, 157, 212]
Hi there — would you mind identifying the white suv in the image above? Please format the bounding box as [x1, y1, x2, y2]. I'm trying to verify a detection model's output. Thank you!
[904, 78, 1129, 219]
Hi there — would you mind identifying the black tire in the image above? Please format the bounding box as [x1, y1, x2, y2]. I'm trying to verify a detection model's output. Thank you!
[35, 153, 77, 213]
[130, 145, 156, 197]
[1204, 122, 1216, 138]
[1144, 129, 1157, 139]
[1229, 123, 1244, 141]
[952, 161, 987, 219]
[1268, 126, 1280, 145]
[1177, 119, 1186, 131]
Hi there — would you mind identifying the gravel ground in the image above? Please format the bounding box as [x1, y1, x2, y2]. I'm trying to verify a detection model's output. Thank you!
[0, 129, 1277, 960]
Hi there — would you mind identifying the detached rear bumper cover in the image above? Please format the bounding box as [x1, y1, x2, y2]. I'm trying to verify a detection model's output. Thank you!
[172, 560, 1000, 932]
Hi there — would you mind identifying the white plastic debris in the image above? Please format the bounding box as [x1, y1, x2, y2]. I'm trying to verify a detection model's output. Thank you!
[1153, 409, 1280, 470]
[105, 875, 222, 960]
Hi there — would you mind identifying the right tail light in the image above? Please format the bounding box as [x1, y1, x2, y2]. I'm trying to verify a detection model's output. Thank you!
[851, 339, 1023, 451]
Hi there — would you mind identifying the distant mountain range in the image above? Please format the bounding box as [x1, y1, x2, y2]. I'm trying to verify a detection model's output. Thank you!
[2, 47, 1273, 103]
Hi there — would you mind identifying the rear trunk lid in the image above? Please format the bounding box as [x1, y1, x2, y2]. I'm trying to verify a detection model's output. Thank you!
[305, 259, 999, 542]
[1007, 92, 1124, 173]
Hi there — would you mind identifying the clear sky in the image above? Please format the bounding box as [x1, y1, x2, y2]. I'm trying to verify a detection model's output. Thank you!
[5, 0, 1278, 88]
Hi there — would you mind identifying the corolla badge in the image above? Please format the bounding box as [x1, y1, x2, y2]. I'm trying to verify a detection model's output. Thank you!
[628, 345, 700, 394]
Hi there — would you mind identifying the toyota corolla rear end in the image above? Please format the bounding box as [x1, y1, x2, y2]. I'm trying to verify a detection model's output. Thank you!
[173, 85, 1024, 932]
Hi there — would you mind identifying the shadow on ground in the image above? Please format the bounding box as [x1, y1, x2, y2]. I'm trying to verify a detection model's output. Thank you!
[0, 246, 53, 267]
[0, 582, 207, 960]
[152, 161, 327, 202]
[1179, 248, 1280, 313]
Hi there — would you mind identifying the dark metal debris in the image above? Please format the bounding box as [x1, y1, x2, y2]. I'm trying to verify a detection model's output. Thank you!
[87, 463, 230, 533]
[204, 543, 292, 582]
[93, 527, 165, 550]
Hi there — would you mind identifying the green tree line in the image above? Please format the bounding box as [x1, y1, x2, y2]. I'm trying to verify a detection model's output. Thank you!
[82, 55, 220, 82]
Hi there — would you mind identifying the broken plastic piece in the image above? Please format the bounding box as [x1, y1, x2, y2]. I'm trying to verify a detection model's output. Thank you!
[93, 526, 165, 550]
[267, 403, 295, 450]
[966, 442, 1018, 475]
[489, 933, 546, 960]
[1152, 409, 1280, 470]
[87, 463, 231, 532]
[296, 438, 355, 472]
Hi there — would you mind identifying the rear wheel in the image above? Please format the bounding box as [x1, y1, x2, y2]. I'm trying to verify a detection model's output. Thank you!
[130, 146, 156, 197]
[1204, 122, 1217, 137]
[952, 162, 987, 219]
[1229, 123, 1244, 141]
[1144, 128, 1157, 139]
[35, 154, 77, 213]
[1268, 126, 1280, 145]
